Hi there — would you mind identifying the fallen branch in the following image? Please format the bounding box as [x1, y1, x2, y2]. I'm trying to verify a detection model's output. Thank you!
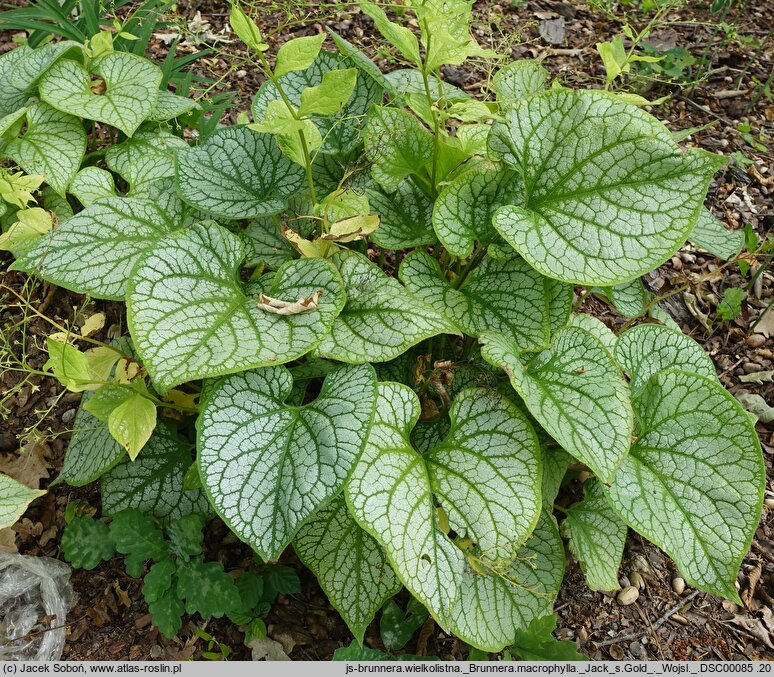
[593, 590, 701, 648]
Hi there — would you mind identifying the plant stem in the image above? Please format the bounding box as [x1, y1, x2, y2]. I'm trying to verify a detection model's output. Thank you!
[452, 247, 487, 290]
[419, 20, 441, 197]
[255, 50, 318, 213]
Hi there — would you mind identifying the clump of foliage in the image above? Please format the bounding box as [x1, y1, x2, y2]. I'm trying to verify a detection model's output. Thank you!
[0, 0, 764, 655]
[62, 506, 300, 640]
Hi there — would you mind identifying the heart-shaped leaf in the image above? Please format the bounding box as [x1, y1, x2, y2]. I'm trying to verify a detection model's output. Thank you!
[101, 419, 211, 526]
[366, 182, 436, 249]
[294, 495, 401, 642]
[0, 47, 35, 117]
[432, 163, 522, 258]
[106, 128, 187, 194]
[347, 383, 562, 651]
[481, 327, 632, 483]
[4, 102, 86, 196]
[69, 167, 116, 206]
[399, 251, 556, 351]
[127, 222, 345, 392]
[198, 364, 377, 561]
[614, 323, 717, 396]
[489, 90, 726, 286]
[55, 391, 125, 487]
[147, 90, 200, 122]
[317, 251, 459, 363]
[493, 60, 549, 109]
[175, 126, 305, 219]
[605, 370, 765, 602]
[561, 480, 627, 592]
[39, 53, 162, 136]
[8, 40, 83, 90]
[13, 197, 177, 300]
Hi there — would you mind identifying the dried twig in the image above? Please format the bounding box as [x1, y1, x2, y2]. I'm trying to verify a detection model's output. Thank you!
[594, 590, 701, 648]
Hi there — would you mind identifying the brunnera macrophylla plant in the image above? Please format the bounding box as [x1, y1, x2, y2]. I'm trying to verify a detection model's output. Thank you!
[0, 0, 764, 652]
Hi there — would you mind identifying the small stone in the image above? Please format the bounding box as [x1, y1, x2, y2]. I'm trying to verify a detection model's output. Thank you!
[577, 627, 589, 642]
[722, 599, 739, 613]
[747, 334, 766, 348]
[62, 408, 76, 424]
[617, 586, 639, 605]
[671, 613, 689, 625]
[743, 362, 763, 373]
[630, 572, 645, 590]
[765, 498, 774, 510]
[671, 577, 686, 595]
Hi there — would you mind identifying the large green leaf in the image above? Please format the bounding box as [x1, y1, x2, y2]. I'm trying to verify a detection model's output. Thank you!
[432, 163, 521, 258]
[367, 182, 436, 249]
[106, 128, 187, 194]
[614, 323, 717, 396]
[0, 474, 45, 529]
[399, 251, 552, 351]
[55, 391, 125, 487]
[481, 327, 632, 483]
[252, 51, 382, 155]
[8, 41, 83, 91]
[294, 495, 401, 642]
[4, 102, 86, 196]
[493, 61, 549, 109]
[13, 197, 176, 300]
[101, 419, 211, 525]
[347, 383, 562, 651]
[242, 217, 294, 269]
[69, 167, 116, 206]
[603, 278, 652, 318]
[127, 222, 346, 392]
[363, 106, 433, 191]
[317, 251, 459, 363]
[489, 90, 726, 286]
[606, 370, 765, 602]
[689, 207, 744, 260]
[561, 480, 627, 592]
[0, 47, 35, 117]
[198, 364, 377, 561]
[39, 53, 162, 136]
[175, 126, 305, 219]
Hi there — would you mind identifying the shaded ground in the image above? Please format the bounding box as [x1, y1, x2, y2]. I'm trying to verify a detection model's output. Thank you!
[1, 0, 773, 662]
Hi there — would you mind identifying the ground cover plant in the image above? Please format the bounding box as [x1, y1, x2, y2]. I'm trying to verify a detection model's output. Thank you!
[0, 0, 767, 657]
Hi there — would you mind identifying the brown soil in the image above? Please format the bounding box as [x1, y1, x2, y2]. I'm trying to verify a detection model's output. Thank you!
[1, 0, 773, 663]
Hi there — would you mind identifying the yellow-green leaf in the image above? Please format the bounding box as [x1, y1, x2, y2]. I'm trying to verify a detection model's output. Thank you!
[229, 3, 268, 51]
[275, 34, 326, 78]
[108, 391, 157, 460]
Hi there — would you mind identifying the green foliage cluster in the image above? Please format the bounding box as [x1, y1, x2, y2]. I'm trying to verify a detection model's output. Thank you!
[0, 0, 764, 657]
[62, 507, 300, 639]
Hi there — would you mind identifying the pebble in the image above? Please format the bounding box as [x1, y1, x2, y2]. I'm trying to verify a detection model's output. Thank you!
[672, 577, 686, 595]
[765, 498, 774, 510]
[577, 627, 589, 642]
[742, 362, 763, 373]
[630, 572, 645, 590]
[62, 408, 76, 424]
[671, 613, 689, 626]
[747, 334, 766, 348]
[617, 586, 639, 606]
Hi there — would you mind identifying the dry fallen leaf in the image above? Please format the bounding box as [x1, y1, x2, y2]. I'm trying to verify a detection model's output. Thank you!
[247, 637, 291, 661]
[755, 308, 774, 338]
[255, 291, 322, 315]
[729, 608, 774, 650]
[0, 441, 52, 490]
